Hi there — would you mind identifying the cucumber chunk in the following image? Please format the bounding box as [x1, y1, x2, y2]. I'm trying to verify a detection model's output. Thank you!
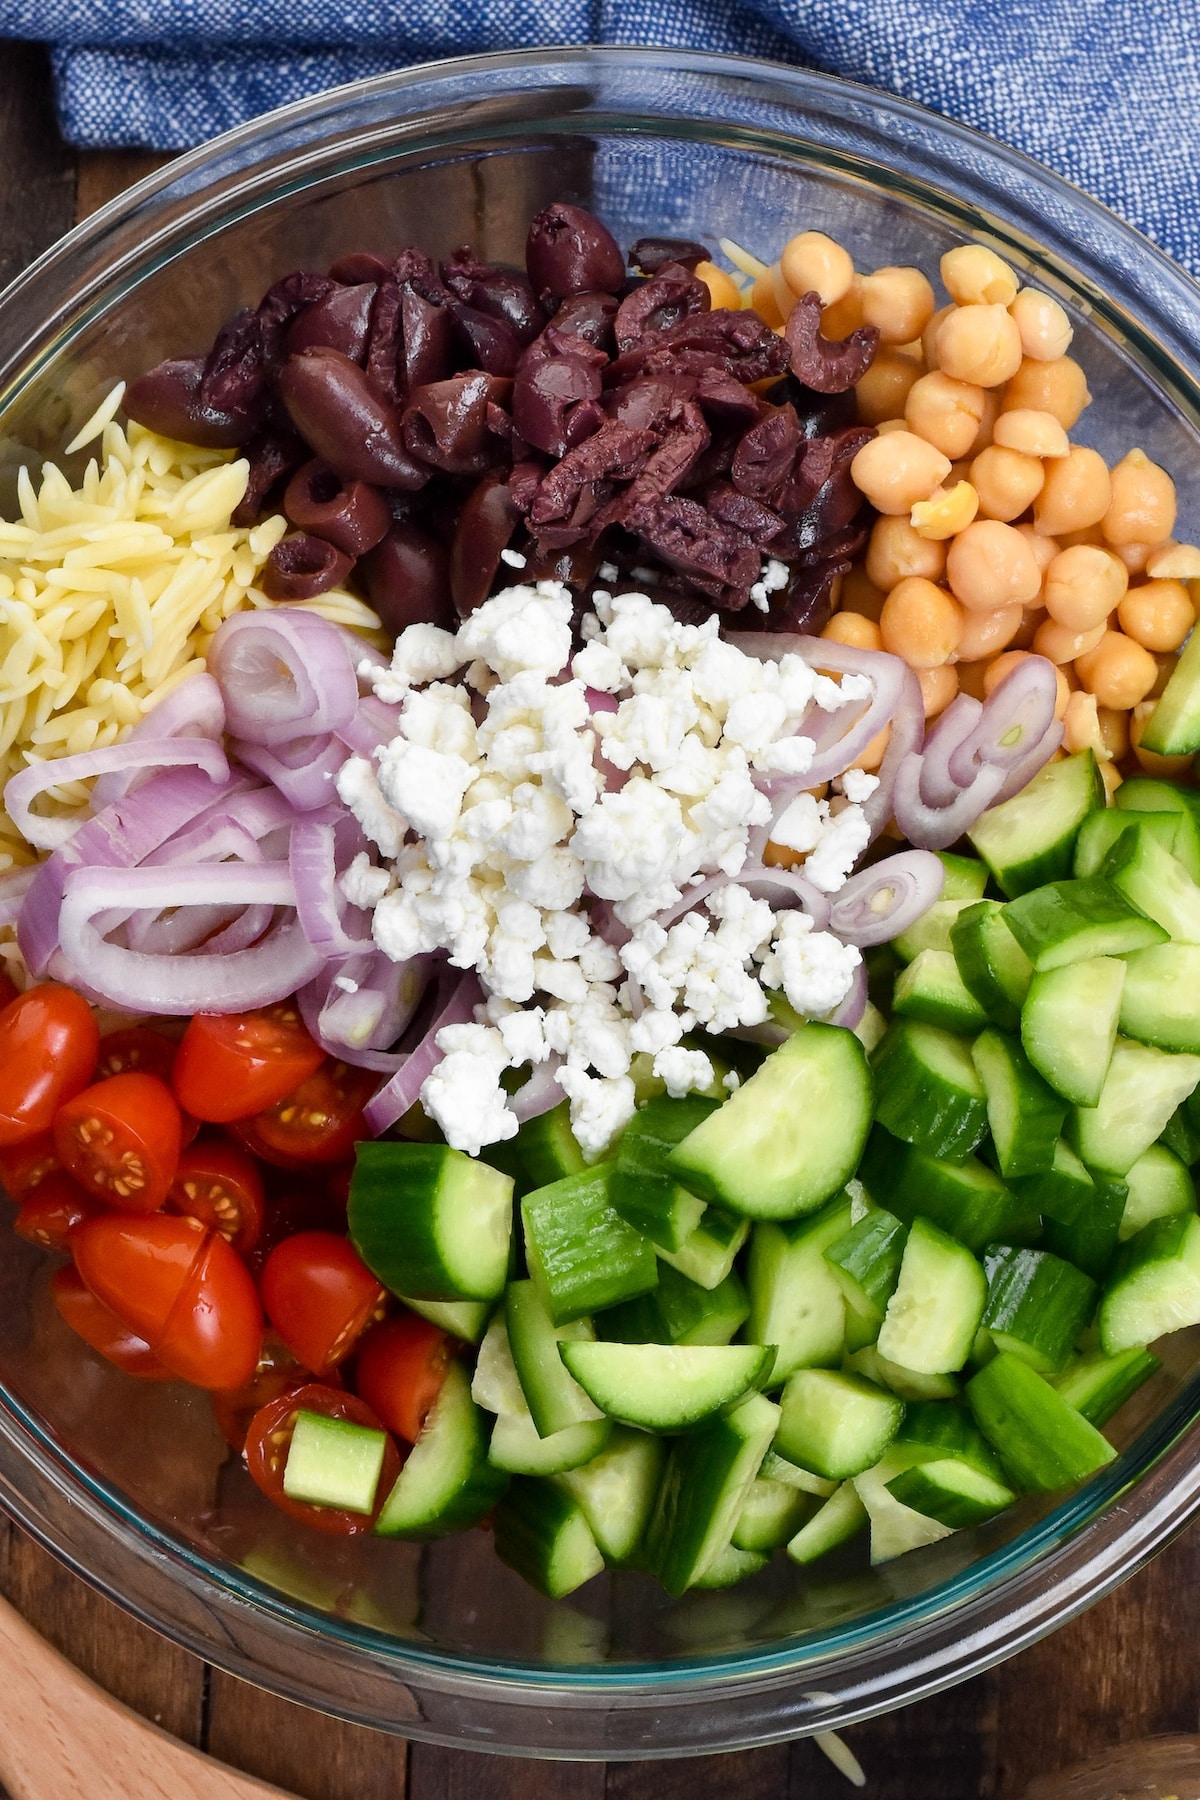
[951, 899, 1033, 1032]
[397, 1295, 491, 1344]
[1070, 1039, 1200, 1175]
[1118, 944, 1200, 1053]
[1020, 955, 1125, 1107]
[493, 1479, 604, 1598]
[349, 1143, 513, 1303]
[746, 1195, 853, 1380]
[1119, 1143, 1196, 1241]
[522, 1166, 658, 1325]
[872, 1018, 988, 1160]
[1099, 1212, 1200, 1353]
[560, 1340, 775, 1432]
[894, 1399, 1005, 1480]
[1136, 626, 1200, 755]
[853, 1449, 956, 1562]
[981, 1245, 1097, 1373]
[824, 1207, 908, 1350]
[609, 1094, 715, 1250]
[849, 1345, 961, 1401]
[785, 1481, 867, 1564]
[971, 1028, 1067, 1178]
[892, 852, 986, 962]
[658, 1206, 749, 1290]
[732, 1477, 813, 1552]
[691, 1544, 769, 1588]
[555, 1426, 666, 1565]
[859, 1128, 1028, 1255]
[1161, 1101, 1200, 1166]
[1010, 1138, 1095, 1225]
[968, 751, 1103, 897]
[893, 948, 989, 1033]
[877, 1217, 986, 1374]
[470, 1311, 526, 1416]
[283, 1411, 387, 1515]
[1103, 828, 1200, 944]
[483, 1099, 585, 1196]
[666, 1023, 873, 1221]
[1041, 1174, 1128, 1283]
[1005, 877, 1168, 971]
[1112, 783, 1200, 880]
[646, 1392, 780, 1595]
[774, 1369, 905, 1479]
[488, 1410, 612, 1476]
[598, 1262, 748, 1347]
[505, 1280, 604, 1437]
[884, 1458, 1015, 1528]
[759, 1449, 838, 1496]
[374, 1361, 506, 1539]
[966, 1352, 1117, 1492]
[1051, 1346, 1160, 1426]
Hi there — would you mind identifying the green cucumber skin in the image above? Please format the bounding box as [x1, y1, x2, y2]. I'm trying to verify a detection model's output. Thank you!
[555, 1427, 666, 1566]
[483, 1100, 585, 1197]
[859, 1128, 1025, 1257]
[981, 1245, 1098, 1374]
[374, 1362, 507, 1540]
[1051, 1347, 1161, 1426]
[785, 1482, 868, 1565]
[951, 900, 1033, 1033]
[872, 1019, 988, 1162]
[493, 1479, 604, 1599]
[658, 1207, 749, 1290]
[1019, 956, 1126, 1108]
[894, 1400, 1006, 1481]
[884, 1458, 1016, 1528]
[1041, 1175, 1128, 1284]
[774, 1369, 905, 1479]
[1005, 877, 1168, 972]
[825, 1209, 908, 1317]
[559, 1340, 776, 1433]
[1009, 1140, 1095, 1226]
[966, 1352, 1117, 1492]
[504, 1280, 603, 1438]
[968, 751, 1103, 898]
[645, 1393, 780, 1596]
[609, 1094, 717, 1250]
[971, 1028, 1067, 1180]
[746, 1195, 854, 1382]
[892, 949, 990, 1034]
[349, 1142, 513, 1302]
[1099, 1212, 1200, 1354]
[597, 1262, 749, 1347]
[521, 1167, 658, 1326]
[1137, 627, 1200, 755]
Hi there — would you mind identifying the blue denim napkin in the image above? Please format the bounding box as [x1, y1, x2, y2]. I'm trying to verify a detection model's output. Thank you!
[3, 0, 1199, 276]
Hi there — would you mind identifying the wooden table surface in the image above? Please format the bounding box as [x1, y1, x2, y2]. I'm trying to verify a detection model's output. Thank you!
[2, 37, 1199, 1798]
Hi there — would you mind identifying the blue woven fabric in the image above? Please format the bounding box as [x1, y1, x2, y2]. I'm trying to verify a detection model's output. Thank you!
[4, 0, 1200, 274]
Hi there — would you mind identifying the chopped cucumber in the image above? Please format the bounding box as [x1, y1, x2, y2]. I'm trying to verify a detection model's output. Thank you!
[556, 1426, 666, 1565]
[853, 1449, 956, 1562]
[1099, 1212, 1200, 1353]
[1074, 807, 1179, 878]
[1005, 877, 1168, 972]
[971, 1028, 1067, 1178]
[658, 1206, 749, 1289]
[968, 751, 1103, 897]
[894, 1399, 1005, 1480]
[966, 1352, 1117, 1492]
[470, 1311, 526, 1416]
[374, 1362, 506, 1539]
[645, 1392, 780, 1595]
[732, 1476, 813, 1551]
[877, 1217, 986, 1375]
[1161, 1101, 1200, 1166]
[892, 852, 986, 961]
[872, 1018, 988, 1160]
[1118, 944, 1200, 1053]
[488, 1410, 612, 1476]
[885, 1457, 1015, 1527]
[283, 1411, 387, 1515]
[609, 1093, 715, 1250]
[786, 1480, 867, 1564]
[1020, 955, 1125, 1107]
[1051, 1346, 1160, 1426]
[848, 1344, 961, 1401]
[597, 1261, 748, 1347]
[1119, 1143, 1196, 1241]
[1041, 1173, 1128, 1283]
[859, 1128, 1027, 1256]
[1102, 828, 1200, 944]
[774, 1368, 905, 1479]
[759, 1449, 838, 1496]
[824, 1207, 908, 1350]
[349, 1142, 514, 1303]
[522, 1166, 658, 1325]
[398, 1295, 491, 1344]
[483, 1099, 585, 1196]
[691, 1544, 769, 1588]
[493, 1479, 604, 1598]
[746, 1195, 853, 1380]
[1010, 1138, 1095, 1225]
[981, 1245, 1097, 1373]
[505, 1279, 605, 1437]
[893, 948, 989, 1033]
[1115, 780, 1200, 880]
[1136, 626, 1200, 755]
[1070, 1038, 1200, 1175]
[951, 899, 1033, 1032]
[666, 1023, 873, 1221]
[559, 1340, 776, 1432]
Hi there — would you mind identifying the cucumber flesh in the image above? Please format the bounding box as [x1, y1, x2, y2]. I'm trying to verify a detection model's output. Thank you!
[968, 751, 1103, 897]
[560, 1340, 776, 1432]
[283, 1411, 387, 1515]
[1010, 1138, 1095, 1226]
[774, 1368, 905, 1479]
[374, 1361, 506, 1539]
[971, 1028, 1067, 1179]
[892, 948, 989, 1033]
[349, 1142, 513, 1303]
[691, 1543, 769, 1588]
[746, 1195, 853, 1381]
[493, 1478, 604, 1598]
[1102, 827, 1200, 944]
[505, 1279, 604, 1437]
[1118, 944, 1200, 1053]
[488, 1409, 612, 1476]
[1020, 956, 1125, 1107]
[1099, 1212, 1200, 1353]
[1136, 626, 1200, 755]
[398, 1295, 491, 1344]
[1070, 1038, 1200, 1175]
[645, 1391, 780, 1595]
[876, 1216, 986, 1374]
[872, 1018, 988, 1160]
[658, 1206, 749, 1290]
[759, 1449, 838, 1496]
[786, 1481, 868, 1565]
[555, 1426, 666, 1565]
[951, 900, 1033, 1032]
[849, 1344, 961, 1401]
[1005, 876, 1168, 971]
[732, 1476, 813, 1551]
[824, 1207, 908, 1344]
[885, 1457, 1015, 1528]
[852, 1449, 956, 1563]
[1119, 1144, 1196, 1241]
[1073, 807, 1181, 878]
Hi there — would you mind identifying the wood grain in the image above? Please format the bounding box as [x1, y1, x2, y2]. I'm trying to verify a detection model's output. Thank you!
[205, 1670, 408, 1800]
[75, 150, 175, 223]
[0, 42, 74, 289]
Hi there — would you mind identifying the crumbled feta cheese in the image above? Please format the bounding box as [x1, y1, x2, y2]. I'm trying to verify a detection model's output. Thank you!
[340, 851, 392, 909]
[500, 547, 527, 568]
[760, 921, 862, 1018]
[456, 583, 574, 682]
[770, 793, 824, 854]
[335, 757, 407, 858]
[372, 623, 464, 702]
[805, 804, 872, 893]
[654, 1044, 715, 1098]
[555, 1066, 637, 1160]
[841, 768, 880, 804]
[422, 1025, 517, 1156]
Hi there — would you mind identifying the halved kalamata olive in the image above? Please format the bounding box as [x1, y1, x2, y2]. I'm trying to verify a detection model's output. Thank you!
[284, 284, 376, 362]
[785, 292, 880, 394]
[328, 251, 392, 284]
[231, 428, 308, 527]
[283, 460, 392, 556]
[402, 372, 508, 476]
[448, 302, 522, 376]
[125, 357, 259, 448]
[526, 203, 626, 300]
[441, 250, 544, 345]
[449, 473, 522, 616]
[400, 284, 457, 392]
[363, 523, 455, 634]
[278, 348, 428, 489]
[628, 236, 710, 275]
[262, 533, 353, 600]
[546, 291, 619, 352]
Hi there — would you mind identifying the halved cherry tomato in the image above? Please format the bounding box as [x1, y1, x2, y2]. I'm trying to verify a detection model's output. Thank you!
[244, 1383, 401, 1535]
[354, 1314, 455, 1445]
[54, 1072, 182, 1211]
[51, 1266, 172, 1380]
[95, 1025, 178, 1084]
[0, 985, 98, 1146]
[241, 1060, 377, 1168]
[168, 1138, 265, 1256]
[0, 1131, 60, 1197]
[261, 1230, 387, 1376]
[14, 1170, 101, 1250]
[210, 1332, 311, 1451]
[172, 1004, 325, 1124]
[72, 1210, 262, 1389]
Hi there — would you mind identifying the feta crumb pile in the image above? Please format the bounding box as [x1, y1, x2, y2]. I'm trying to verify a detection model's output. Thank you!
[337, 581, 876, 1159]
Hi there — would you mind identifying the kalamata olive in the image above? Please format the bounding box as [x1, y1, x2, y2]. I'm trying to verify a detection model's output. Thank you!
[283, 460, 392, 555]
[261, 533, 353, 600]
[278, 348, 428, 489]
[441, 250, 544, 345]
[784, 292, 879, 394]
[513, 336, 605, 457]
[526, 203, 626, 300]
[363, 523, 455, 634]
[402, 372, 508, 476]
[231, 428, 308, 527]
[628, 236, 710, 275]
[449, 473, 522, 616]
[328, 251, 392, 284]
[400, 285, 457, 392]
[545, 291, 619, 351]
[124, 357, 259, 448]
[284, 284, 376, 362]
[448, 302, 522, 376]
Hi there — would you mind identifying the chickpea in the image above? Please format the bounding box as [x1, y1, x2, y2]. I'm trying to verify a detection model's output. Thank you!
[956, 660, 990, 701]
[822, 611, 884, 651]
[780, 231, 855, 306]
[969, 445, 1045, 521]
[1042, 544, 1128, 633]
[992, 409, 1071, 459]
[841, 565, 887, 621]
[1016, 523, 1061, 581]
[1031, 616, 1107, 663]
[750, 269, 786, 328]
[923, 303, 955, 367]
[859, 266, 937, 344]
[904, 371, 987, 458]
[1011, 606, 1048, 650]
[955, 602, 1024, 661]
[855, 349, 923, 426]
[852, 724, 890, 773]
[1148, 542, 1200, 580]
[1102, 448, 1177, 548]
[695, 261, 742, 311]
[911, 482, 980, 540]
[1130, 701, 1194, 777]
[1150, 652, 1178, 699]
[1033, 445, 1112, 536]
[821, 276, 865, 338]
[917, 663, 959, 717]
[935, 304, 1024, 388]
[1117, 578, 1194, 652]
[1074, 629, 1159, 709]
[1112, 540, 1160, 577]
[1096, 706, 1131, 762]
[1002, 356, 1091, 428]
[867, 515, 947, 590]
[967, 388, 1001, 458]
[941, 245, 1019, 308]
[879, 576, 964, 667]
[1008, 287, 1073, 361]
[1063, 690, 1106, 758]
[875, 419, 910, 436]
[850, 431, 951, 514]
[945, 519, 1042, 611]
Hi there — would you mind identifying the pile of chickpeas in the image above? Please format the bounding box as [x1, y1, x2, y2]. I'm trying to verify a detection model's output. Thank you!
[707, 232, 1200, 793]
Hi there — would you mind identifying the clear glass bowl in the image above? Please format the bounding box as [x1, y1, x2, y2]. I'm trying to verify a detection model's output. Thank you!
[3, 44, 1200, 1761]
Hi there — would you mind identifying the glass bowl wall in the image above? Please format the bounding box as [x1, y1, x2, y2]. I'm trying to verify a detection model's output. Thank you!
[2, 45, 1200, 1760]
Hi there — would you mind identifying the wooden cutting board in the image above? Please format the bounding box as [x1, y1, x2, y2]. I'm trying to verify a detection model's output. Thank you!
[0, 1587, 297, 1800]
